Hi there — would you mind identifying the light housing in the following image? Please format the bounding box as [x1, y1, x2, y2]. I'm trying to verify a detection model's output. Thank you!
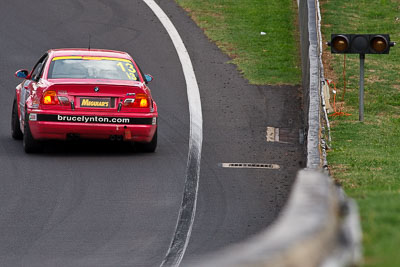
[124, 94, 150, 108]
[42, 91, 59, 105]
[370, 35, 388, 53]
[329, 34, 393, 54]
[58, 96, 70, 106]
[331, 35, 349, 53]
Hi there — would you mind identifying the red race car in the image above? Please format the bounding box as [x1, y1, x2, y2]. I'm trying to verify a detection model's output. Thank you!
[11, 49, 158, 153]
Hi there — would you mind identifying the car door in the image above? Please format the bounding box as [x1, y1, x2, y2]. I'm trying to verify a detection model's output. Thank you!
[20, 53, 48, 124]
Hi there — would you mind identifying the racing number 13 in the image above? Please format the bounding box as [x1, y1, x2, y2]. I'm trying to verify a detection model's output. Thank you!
[117, 62, 137, 81]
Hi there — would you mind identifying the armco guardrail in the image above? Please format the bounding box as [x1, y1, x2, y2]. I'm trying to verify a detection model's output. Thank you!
[189, 0, 362, 266]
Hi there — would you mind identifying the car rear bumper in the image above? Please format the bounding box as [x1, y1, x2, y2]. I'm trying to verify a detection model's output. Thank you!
[27, 109, 157, 142]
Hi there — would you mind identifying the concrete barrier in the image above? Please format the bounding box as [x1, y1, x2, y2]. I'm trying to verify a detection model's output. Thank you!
[191, 170, 361, 267]
[190, 170, 341, 267]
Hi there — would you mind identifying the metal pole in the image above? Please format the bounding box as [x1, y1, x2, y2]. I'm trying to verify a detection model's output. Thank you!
[359, 54, 365, 122]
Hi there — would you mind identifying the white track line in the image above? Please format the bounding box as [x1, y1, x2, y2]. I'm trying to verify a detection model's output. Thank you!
[142, 1, 203, 266]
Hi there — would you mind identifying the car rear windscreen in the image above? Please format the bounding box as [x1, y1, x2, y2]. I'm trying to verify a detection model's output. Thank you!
[47, 56, 139, 81]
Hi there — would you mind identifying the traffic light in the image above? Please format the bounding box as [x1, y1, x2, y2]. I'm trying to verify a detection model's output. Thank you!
[328, 34, 395, 54]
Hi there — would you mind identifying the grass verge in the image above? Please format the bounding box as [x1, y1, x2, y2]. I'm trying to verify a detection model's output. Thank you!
[175, 0, 301, 85]
[321, 0, 400, 266]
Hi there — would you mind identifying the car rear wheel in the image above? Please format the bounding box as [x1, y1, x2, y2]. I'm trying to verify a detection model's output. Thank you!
[23, 111, 41, 153]
[11, 98, 23, 140]
[136, 128, 157, 153]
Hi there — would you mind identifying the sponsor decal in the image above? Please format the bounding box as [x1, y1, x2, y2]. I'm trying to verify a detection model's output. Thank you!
[29, 113, 37, 121]
[52, 56, 131, 62]
[36, 114, 153, 125]
[80, 98, 110, 108]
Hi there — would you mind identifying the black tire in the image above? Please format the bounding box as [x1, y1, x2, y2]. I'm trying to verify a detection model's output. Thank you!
[11, 98, 23, 140]
[136, 128, 157, 153]
[23, 111, 41, 153]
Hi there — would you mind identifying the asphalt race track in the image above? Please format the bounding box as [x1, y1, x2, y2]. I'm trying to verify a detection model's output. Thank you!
[0, 1, 305, 266]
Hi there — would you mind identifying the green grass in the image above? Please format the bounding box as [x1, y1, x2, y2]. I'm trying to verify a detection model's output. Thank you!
[175, 0, 301, 85]
[321, 0, 400, 266]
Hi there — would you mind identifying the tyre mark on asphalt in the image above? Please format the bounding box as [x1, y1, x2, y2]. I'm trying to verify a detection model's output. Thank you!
[142, 1, 203, 266]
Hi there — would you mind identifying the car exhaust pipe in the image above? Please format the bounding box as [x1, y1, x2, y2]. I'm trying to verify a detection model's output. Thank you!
[110, 135, 116, 141]
[67, 133, 80, 140]
[116, 135, 123, 141]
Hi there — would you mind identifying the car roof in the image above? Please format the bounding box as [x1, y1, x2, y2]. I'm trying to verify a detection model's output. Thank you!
[48, 48, 132, 60]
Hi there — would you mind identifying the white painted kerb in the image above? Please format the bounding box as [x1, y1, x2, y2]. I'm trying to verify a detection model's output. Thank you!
[142, 1, 203, 266]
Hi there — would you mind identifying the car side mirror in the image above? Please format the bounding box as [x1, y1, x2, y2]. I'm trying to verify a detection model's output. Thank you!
[15, 69, 30, 79]
[144, 74, 153, 83]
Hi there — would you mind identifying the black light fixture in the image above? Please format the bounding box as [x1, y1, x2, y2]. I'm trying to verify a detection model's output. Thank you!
[328, 34, 395, 54]
[328, 33, 396, 121]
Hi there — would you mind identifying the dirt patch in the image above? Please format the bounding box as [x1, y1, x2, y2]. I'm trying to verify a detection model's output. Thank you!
[393, 84, 400, 91]
[320, 4, 338, 83]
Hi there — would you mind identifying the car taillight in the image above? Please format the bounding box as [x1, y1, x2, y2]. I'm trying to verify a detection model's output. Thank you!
[42, 91, 70, 106]
[42, 91, 59, 105]
[123, 94, 150, 108]
[58, 96, 70, 106]
[138, 97, 149, 108]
